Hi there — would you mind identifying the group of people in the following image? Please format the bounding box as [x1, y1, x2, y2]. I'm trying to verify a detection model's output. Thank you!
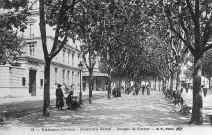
[141, 85, 151, 95]
[112, 87, 122, 97]
[125, 85, 151, 95]
[56, 84, 81, 110]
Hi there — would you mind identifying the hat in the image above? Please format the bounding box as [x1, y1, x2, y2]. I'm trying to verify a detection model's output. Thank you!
[57, 84, 62, 87]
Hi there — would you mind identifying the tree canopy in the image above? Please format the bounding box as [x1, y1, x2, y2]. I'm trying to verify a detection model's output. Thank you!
[0, 0, 30, 64]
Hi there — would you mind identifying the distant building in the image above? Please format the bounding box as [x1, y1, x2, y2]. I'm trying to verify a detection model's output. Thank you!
[82, 66, 108, 92]
[0, 0, 107, 98]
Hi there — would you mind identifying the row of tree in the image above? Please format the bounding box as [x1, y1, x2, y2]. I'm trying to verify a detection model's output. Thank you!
[1, 0, 212, 125]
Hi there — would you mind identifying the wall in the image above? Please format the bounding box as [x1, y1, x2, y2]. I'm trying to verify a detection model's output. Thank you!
[0, 66, 29, 97]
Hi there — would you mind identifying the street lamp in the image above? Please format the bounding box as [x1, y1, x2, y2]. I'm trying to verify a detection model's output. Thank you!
[78, 61, 83, 104]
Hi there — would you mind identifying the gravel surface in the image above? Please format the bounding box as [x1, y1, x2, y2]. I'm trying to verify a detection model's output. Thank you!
[0, 90, 211, 128]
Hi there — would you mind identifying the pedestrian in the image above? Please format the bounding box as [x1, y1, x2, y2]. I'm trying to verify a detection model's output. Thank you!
[56, 84, 64, 110]
[66, 91, 80, 110]
[181, 88, 183, 93]
[186, 85, 188, 93]
[142, 85, 145, 95]
[126, 87, 130, 95]
[135, 87, 139, 95]
[147, 85, 150, 95]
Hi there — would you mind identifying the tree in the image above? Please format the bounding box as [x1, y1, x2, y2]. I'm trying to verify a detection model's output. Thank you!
[162, 0, 212, 124]
[202, 49, 212, 88]
[39, 0, 78, 116]
[0, 29, 23, 64]
[71, 0, 106, 104]
[96, 0, 173, 93]
[0, 0, 29, 64]
[98, 0, 149, 98]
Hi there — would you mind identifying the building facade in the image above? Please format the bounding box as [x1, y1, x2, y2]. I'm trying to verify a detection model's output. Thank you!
[0, 0, 107, 98]
[82, 68, 108, 92]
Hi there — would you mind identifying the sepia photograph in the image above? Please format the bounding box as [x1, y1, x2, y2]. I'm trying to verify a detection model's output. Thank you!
[0, 0, 212, 135]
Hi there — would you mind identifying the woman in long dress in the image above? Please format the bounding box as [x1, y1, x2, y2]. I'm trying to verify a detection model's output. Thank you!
[56, 84, 64, 110]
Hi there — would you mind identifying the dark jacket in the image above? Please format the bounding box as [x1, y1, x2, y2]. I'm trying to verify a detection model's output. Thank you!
[56, 88, 64, 107]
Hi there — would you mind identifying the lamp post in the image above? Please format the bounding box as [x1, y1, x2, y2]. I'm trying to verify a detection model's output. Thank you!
[78, 62, 83, 104]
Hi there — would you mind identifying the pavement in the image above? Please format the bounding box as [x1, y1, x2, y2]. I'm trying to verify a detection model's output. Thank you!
[0, 90, 211, 135]
[181, 89, 212, 115]
[0, 90, 103, 105]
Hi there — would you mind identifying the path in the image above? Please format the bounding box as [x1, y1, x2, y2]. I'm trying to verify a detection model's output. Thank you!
[1, 90, 211, 128]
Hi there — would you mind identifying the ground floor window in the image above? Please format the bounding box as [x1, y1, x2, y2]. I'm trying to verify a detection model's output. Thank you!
[22, 77, 26, 86]
[40, 79, 43, 87]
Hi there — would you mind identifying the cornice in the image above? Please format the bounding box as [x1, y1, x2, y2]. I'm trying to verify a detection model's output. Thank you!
[19, 56, 80, 71]
[24, 37, 41, 40]
[51, 61, 79, 71]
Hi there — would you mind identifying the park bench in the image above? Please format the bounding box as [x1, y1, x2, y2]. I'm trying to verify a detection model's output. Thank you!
[0, 111, 7, 123]
[179, 104, 192, 114]
[112, 88, 121, 97]
[173, 90, 192, 114]
[163, 89, 192, 114]
[206, 114, 212, 125]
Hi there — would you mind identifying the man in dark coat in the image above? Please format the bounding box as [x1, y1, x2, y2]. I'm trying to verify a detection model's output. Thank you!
[56, 84, 64, 110]
[142, 85, 145, 95]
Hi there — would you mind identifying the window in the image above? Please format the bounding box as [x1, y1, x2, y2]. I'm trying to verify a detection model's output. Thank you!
[72, 72, 74, 84]
[55, 68, 57, 83]
[29, 44, 35, 56]
[63, 70, 65, 84]
[40, 79, 43, 86]
[72, 53, 75, 66]
[29, 24, 34, 37]
[22, 78, 26, 86]
[68, 52, 70, 65]
[63, 50, 65, 63]
[68, 71, 70, 84]
[27, 41, 37, 56]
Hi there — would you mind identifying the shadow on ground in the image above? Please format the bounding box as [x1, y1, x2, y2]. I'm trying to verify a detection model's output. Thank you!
[1, 91, 211, 128]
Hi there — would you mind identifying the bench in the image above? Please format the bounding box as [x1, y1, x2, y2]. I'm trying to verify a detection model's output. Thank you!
[206, 114, 212, 125]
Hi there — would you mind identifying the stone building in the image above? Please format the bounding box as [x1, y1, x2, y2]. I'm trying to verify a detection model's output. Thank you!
[0, 0, 107, 98]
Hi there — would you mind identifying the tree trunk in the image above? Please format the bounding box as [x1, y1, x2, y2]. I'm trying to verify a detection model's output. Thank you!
[209, 77, 211, 89]
[189, 55, 203, 125]
[118, 77, 121, 88]
[118, 77, 122, 96]
[128, 79, 131, 93]
[124, 78, 126, 91]
[164, 78, 169, 89]
[148, 80, 151, 88]
[158, 79, 161, 91]
[107, 70, 111, 99]
[162, 78, 165, 91]
[154, 77, 157, 90]
[89, 70, 93, 104]
[176, 63, 183, 92]
[170, 71, 174, 99]
[43, 58, 51, 117]
[107, 45, 111, 99]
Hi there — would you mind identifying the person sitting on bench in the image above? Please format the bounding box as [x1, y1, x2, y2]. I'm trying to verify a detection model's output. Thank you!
[66, 91, 80, 110]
